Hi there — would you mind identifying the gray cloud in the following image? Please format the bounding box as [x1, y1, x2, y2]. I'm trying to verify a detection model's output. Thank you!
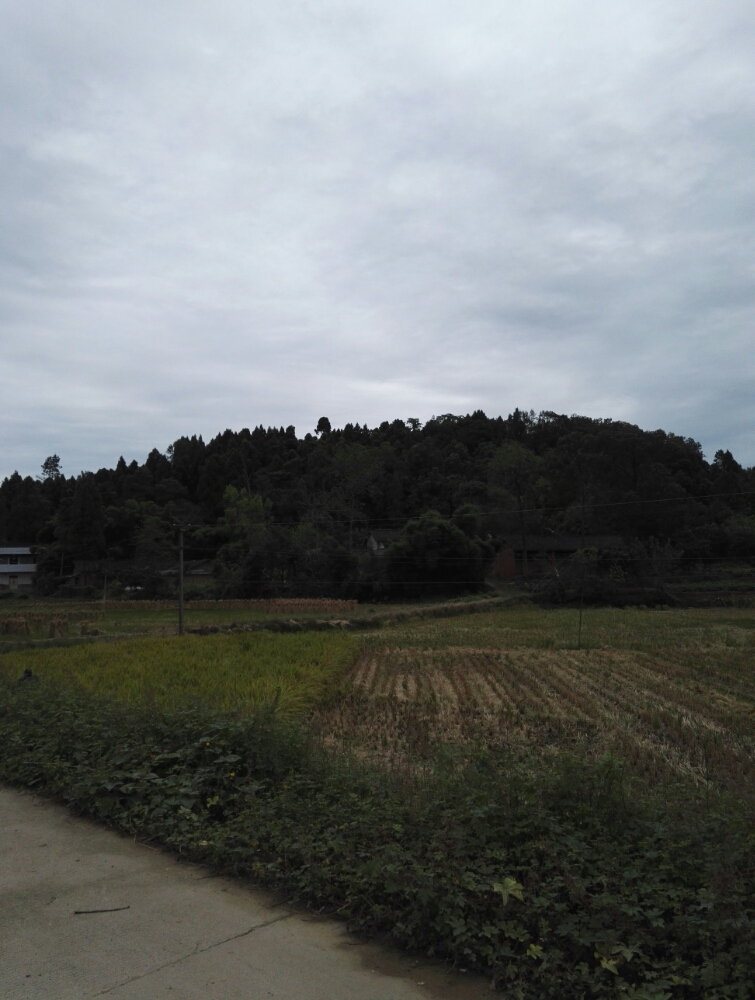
[1, 0, 754, 478]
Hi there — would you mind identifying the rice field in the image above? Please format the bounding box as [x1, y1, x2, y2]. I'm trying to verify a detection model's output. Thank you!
[363, 604, 755, 651]
[315, 608, 755, 796]
[3, 600, 754, 795]
[0, 631, 358, 717]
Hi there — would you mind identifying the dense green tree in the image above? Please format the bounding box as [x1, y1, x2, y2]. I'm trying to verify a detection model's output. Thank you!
[133, 513, 175, 567]
[331, 442, 379, 551]
[0, 472, 50, 544]
[69, 474, 106, 561]
[2, 409, 753, 598]
[214, 486, 267, 596]
[489, 442, 546, 575]
[387, 511, 489, 598]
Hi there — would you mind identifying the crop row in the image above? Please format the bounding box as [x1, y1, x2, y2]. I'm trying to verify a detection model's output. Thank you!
[333, 645, 755, 793]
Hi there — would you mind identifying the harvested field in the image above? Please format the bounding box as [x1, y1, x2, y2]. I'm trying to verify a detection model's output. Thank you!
[316, 643, 755, 794]
[0, 609, 101, 636]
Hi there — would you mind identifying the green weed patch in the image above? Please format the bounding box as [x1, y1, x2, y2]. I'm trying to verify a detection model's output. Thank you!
[1, 677, 753, 999]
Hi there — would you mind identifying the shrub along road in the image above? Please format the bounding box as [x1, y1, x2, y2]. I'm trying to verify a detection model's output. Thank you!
[0, 788, 488, 1000]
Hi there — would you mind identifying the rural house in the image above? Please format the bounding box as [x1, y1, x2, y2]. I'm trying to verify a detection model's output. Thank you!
[493, 535, 623, 579]
[365, 529, 401, 554]
[0, 547, 37, 590]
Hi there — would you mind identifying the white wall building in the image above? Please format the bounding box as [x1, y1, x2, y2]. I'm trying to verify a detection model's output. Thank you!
[0, 548, 37, 589]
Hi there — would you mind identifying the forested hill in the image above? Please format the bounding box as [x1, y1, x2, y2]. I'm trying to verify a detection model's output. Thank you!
[2, 410, 754, 598]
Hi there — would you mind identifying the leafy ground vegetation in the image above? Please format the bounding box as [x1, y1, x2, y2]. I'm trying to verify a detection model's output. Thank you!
[1, 604, 754, 998]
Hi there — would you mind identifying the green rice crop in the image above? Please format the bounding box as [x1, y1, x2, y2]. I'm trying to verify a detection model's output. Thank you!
[0, 632, 358, 716]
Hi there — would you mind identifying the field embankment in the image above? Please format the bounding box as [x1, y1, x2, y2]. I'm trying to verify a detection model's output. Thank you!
[0, 594, 519, 647]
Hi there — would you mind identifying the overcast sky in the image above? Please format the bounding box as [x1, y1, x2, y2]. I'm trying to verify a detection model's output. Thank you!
[2, 0, 753, 479]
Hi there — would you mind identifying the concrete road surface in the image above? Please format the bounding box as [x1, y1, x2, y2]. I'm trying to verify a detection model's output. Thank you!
[1, 788, 491, 1000]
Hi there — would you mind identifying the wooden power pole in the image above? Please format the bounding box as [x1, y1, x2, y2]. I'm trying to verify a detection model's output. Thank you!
[178, 527, 184, 636]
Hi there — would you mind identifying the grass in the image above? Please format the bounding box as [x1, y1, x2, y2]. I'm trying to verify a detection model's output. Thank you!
[365, 604, 755, 651]
[0, 631, 358, 717]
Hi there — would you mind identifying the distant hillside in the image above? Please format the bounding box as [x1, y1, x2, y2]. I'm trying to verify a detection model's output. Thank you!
[2, 410, 753, 599]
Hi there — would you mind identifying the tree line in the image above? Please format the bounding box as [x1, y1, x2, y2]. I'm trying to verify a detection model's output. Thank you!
[1, 409, 753, 599]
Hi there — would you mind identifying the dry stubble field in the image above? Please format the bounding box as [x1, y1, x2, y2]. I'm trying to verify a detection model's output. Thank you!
[315, 606, 755, 798]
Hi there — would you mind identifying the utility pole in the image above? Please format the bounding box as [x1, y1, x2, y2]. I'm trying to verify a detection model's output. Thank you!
[577, 485, 585, 650]
[178, 527, 184, 636]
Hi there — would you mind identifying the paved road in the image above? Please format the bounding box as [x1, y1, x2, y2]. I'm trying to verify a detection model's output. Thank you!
[1, 788, 490, 1000]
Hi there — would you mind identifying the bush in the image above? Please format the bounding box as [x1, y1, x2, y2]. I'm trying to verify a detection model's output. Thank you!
[724, 516, 755, 558]
[532, 541, 681, 607]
